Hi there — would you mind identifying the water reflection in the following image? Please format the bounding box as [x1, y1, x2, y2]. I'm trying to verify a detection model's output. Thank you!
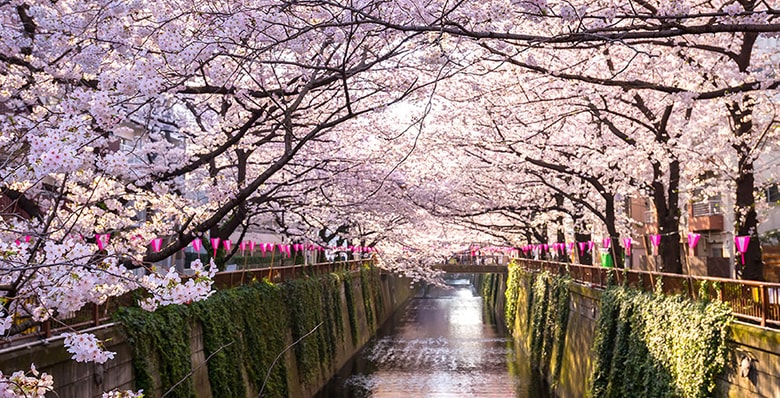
[316, 278, 551, 397]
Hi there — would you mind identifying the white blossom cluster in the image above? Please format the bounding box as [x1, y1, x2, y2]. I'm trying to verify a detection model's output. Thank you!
[0, 365, 53, 398]
[138, 259, 217, 312]
[62, 332, 116, 364]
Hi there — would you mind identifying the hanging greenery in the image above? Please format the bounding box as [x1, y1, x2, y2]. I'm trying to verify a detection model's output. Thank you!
[478, 273, 502, 325]
[589, 286, 732, 398]
[359, 263, 383, 328]
[114, 304, 195, 398]
[527, 271, 571, 382]
[342, 271, 361, 345]
[504, 261, 524, 330]
[285, 276, 329, 383]
[115, 266, 386, 397]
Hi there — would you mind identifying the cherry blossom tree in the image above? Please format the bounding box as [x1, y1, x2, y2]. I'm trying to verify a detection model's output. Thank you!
[1, 0, 779, 394]
[352, 0, 779, 278]
[1, 0, 445, 393]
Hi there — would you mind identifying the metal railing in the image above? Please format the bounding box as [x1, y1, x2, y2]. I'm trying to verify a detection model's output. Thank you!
[516, 259, 780, 328]
[212, 259, 370, 289]
[447, 254, 508, 266]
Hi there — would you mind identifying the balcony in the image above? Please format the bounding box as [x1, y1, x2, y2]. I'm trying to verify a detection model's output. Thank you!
[689, 200, 724, 232]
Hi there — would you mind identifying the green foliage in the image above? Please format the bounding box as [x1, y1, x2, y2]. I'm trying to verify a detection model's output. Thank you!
[114, 305, 195, 398]
[343, 272, 361, 345]
[192, 281, 290, 397]
[481, 274, 496, 308]
[504, 261, 523, 330]
[114, 266, 387, 397]
[589, 286, 732, 398]
[359, 264, 383, 328]
[285, 276, 329, 383]
[527, 271, 571, 382]
[479, 273, 501, 325]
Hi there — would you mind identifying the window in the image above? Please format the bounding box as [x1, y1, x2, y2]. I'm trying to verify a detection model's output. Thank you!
[691, 199, 722, 216]
[767, 184, 780, 204]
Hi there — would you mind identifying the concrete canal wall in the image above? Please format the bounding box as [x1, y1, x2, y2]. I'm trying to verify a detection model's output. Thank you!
[481, 269, 780, 398]
[0, 266, 412, 397]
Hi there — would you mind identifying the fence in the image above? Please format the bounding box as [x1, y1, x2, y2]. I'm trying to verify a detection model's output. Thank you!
[517, 258, 780, 328]
[2, 259, 373, 346]
[212, 259, 369, 289]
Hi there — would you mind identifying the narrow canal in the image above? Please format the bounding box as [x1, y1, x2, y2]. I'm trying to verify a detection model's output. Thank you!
[315, 277, 552, 397]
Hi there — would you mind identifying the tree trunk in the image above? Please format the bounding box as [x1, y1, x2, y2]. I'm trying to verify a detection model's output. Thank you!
[731, 27, 763, 279]
[652, 160, 683, 274]
[730, 96, 764, 280]
[735, 152, 763, 280]
[604, 196, 622, 267]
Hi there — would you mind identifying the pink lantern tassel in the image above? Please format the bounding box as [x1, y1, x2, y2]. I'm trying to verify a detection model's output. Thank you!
[211, 238, 221, 257]
[735, 236, 750, 265]
[192, 238, 202, 252]
[650, 234, 661, 256]
[688, 233, 701, 257]
[621, 237, 632, 256]
[151, 237, 163, 253]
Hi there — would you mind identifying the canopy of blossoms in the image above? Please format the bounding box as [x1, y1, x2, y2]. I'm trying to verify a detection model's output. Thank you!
[0, 0, 778, 395]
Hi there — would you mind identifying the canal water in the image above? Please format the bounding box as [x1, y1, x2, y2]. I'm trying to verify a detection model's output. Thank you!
[315, 278, 552, 397]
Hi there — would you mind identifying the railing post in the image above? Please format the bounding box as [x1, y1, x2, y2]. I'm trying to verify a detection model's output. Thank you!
[42, 319, 51, 338]
[761, 284, 768, 327]
[688, 275, 695, 301]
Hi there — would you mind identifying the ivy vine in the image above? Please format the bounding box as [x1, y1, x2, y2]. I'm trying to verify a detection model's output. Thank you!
[589, 286, 732, 398]
[114, 266, 386, 397]
[504, 261, 523, 330]
[527, 271, 571, 382]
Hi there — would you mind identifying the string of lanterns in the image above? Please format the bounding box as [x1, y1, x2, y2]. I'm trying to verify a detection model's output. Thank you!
[8, 233, 750, 264]
[11, 233, 377, 259]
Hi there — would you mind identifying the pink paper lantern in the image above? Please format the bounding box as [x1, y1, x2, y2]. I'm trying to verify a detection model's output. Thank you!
[96, 233, 110, 251]
[621, 237, 632, 256]
[688, 233, 701, 257]
[687, 233, 701, 248]
[735, 235, 750, 265]
[650, 234, 661, 256]
[602, 238, 611, 249]
[210, 238, 220, 257]
[151, 237, 163, 252]
[192, 238, 202, 252]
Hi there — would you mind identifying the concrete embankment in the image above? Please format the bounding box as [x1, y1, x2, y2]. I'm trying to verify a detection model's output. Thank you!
[0, 265, 412, 397]
[478, 268, 780, 398]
